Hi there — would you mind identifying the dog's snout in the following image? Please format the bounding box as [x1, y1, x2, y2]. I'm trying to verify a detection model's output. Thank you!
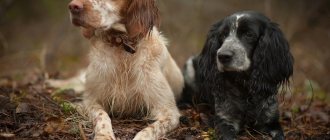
[69, 0, 83, 14]
[218, 51, 234, 64]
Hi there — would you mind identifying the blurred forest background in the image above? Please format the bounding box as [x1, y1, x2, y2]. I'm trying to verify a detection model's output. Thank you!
[0, 0, 329, 94]
[0, 0, 330, 139]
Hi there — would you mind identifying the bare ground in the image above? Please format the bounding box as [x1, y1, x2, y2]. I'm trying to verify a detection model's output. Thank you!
[0, 73, 329, 140]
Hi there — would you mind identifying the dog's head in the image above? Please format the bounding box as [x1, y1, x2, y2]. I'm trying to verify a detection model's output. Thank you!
[68, 0, 159, 39]
[200, 11, 293, 84]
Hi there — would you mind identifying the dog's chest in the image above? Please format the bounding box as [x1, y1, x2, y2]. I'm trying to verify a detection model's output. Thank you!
[219, 79, 279, 122]
[85, 46, 159, 117]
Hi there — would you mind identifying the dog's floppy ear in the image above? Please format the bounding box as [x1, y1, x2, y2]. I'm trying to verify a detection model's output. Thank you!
[199, 20, 224, 80]
[252, 22, 294, 85]
[125, 0, 160, 40]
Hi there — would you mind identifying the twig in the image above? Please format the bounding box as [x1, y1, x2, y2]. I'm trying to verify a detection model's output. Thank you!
[305, 80, 314, 112]
[251, 128, 269, 139]
[30, 104, 59, 117]
[79, 123, 87, 140]
[245, 128, 257, 140]
[32, 88, 60, 108]
[295, 65, 314, 113]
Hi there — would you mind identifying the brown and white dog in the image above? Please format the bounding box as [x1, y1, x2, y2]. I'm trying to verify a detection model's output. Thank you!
[48, 0, 184, 139]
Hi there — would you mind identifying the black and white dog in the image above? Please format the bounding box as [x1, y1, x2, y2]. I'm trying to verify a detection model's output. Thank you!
[181, 11, 293, 139]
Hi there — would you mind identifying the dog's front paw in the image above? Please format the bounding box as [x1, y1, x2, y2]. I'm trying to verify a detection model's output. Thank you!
[94, 134, 115, 140]
[271, 130, 284, 140]
[133, 130, 154, 140]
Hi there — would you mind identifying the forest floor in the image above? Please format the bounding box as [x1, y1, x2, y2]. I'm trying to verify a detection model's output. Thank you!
[0, 73, 329, 140]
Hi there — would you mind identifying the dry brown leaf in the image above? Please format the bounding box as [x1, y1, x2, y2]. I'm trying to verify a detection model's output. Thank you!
[44, 117, 66, 134]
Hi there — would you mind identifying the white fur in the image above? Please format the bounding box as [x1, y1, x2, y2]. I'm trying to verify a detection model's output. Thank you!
[185, 57, 196, 85]
[91, 0, 120, 29]
[216, 55, 224, 72]
[270, 130, 279, 138]
[237, 56, 251, 71]
[235, 14, 246, 28]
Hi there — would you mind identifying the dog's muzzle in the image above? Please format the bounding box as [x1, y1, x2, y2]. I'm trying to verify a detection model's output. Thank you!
[216, 36, 250, 72]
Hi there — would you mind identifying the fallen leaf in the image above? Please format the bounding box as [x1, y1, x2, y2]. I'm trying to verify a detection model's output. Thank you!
[44, 117, 66, 134]
[16, 103, 31, 113]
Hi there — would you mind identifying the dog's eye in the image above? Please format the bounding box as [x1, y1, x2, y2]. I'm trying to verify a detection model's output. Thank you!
[244, 31, 256, 40]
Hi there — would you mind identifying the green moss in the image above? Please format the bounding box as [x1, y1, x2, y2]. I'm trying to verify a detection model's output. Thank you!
[60, 101, 75, 114]
[291, 104, 300, 114]
[207, 128, 216, 140]
[68, 124, 80, 135]
[52, 89, 76, 114]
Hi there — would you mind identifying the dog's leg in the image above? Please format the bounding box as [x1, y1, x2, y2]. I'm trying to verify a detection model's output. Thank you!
[214, 96, 240, 140]
[257, 111, 284, 140]
[133, 75, 180, 140]
[256, 98, 284, 140]
[133, 107, 180, 140]
[46, 70, 86, 92]
[214, 114, 240, 140]
[85, 101, 116, 140]
[255, 116, 284, 140]
[266, 120, 284, 140]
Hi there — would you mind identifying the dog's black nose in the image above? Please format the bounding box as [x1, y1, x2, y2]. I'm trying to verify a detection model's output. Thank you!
[218, 51, 234, 64]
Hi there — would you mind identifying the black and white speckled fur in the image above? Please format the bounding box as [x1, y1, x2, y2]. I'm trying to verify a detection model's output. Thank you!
[181, 11, 293, 140]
